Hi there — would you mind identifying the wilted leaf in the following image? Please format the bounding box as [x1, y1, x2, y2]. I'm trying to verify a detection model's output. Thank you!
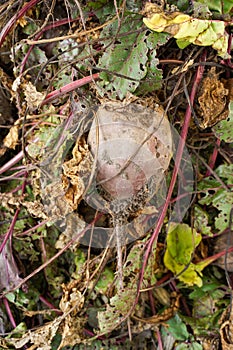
[7, 316, 62, 349]
[3, 125, 19, 149]
[97, 241, 145, 333]
[213, 100, 233, 143]
[194, 205, 212, 236]
[165, 223, 202, 265]
[12, 42, 49, 81]
[137, 32, 169, 94]
[24, 82, 45, 111]
[198, 165, 233, 233]
[0, 238, 23, 292]
[164, 223, 205, 287]
[95, 267, 114, 294]
[143, 6, 230, 58]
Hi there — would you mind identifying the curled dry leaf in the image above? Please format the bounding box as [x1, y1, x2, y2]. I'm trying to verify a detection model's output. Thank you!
[62, 137, 93, 211]
[24, 82, 45, 111]
[58, 281, 85, 348]
[143, 3, 229, 58]
[197, 67, 229, 129]
[3, 125, 19, 149]
[60, 280, 84, 315]
[7, 316, 63, 349]
[22, 200, 48, 220]
[0, 239, 23, 292]
[0, 192, 22, 212]
[133, 292, 180, 325]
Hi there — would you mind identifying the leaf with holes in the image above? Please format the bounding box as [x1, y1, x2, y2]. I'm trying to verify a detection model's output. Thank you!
[198, 164, 233, 233]
[137, 31, 169, 94]
[97, 241, 144, 333]
[97, 15, 148, 99]
[213, 100, 233, 143]
[97, 238, 158, 333]
[194, 205, 212, 236]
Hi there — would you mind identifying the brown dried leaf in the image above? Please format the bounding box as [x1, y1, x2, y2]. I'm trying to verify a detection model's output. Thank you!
[58, 315, 85, 349]
[62, 137, 93, 210]
[58, 281, 85, 348]
[3, 125, 19, 149]
[0, 192, 22, 212]
[8, 316, 62, 349]
[59, 280, 84, 315]
[198, 67, 229, 129]
[22, 201, 48, 220]
[133, 292, 180, 325]
[24, 82, 45, 111]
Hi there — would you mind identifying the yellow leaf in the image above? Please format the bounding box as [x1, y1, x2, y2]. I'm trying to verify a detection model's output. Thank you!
[143, 14, 168, 32]
[174, 18, 209, 40]
[172, 14, 190, 24]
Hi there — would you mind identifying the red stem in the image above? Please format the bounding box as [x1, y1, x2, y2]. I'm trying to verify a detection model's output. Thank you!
[136, 53, 206, 303]
[205, 138, 221, 177]
[0, 172, 28, 253]
[0, 0, 41, 47]
[16, 220, 48, 237]
[39, 295, 62, 315]
[3, 297, 16, 328]
[0, 208, 20, 254]
[148, 289, 156, 315]
[41, 73, 100, 105]
[156, 328, 164, 350]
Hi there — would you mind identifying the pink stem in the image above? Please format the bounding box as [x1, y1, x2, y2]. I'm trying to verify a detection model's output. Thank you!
[0, 208, 20, 254]
[16, 220, 48, 237]
[0, 0, 40, 47]
[0, 170, 28, 181]
[0, 137, 39, 175]
[148, 289, 156, 315]
[0, 172, 27, 253]
[201, 245, 233, 265]
[0, 151, 25, 175]
[136, 53, 206, 301]
[205, 138, 221, 177]
[41, 73, 99, 105]
[39, 295, 61, 315]
[156, 328, 164, 350]
[3, 297, 16, 328]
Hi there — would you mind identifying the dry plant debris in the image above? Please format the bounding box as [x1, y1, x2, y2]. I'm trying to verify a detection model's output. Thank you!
[0, 0, 233, 349]
[197, 67, 230, 128]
